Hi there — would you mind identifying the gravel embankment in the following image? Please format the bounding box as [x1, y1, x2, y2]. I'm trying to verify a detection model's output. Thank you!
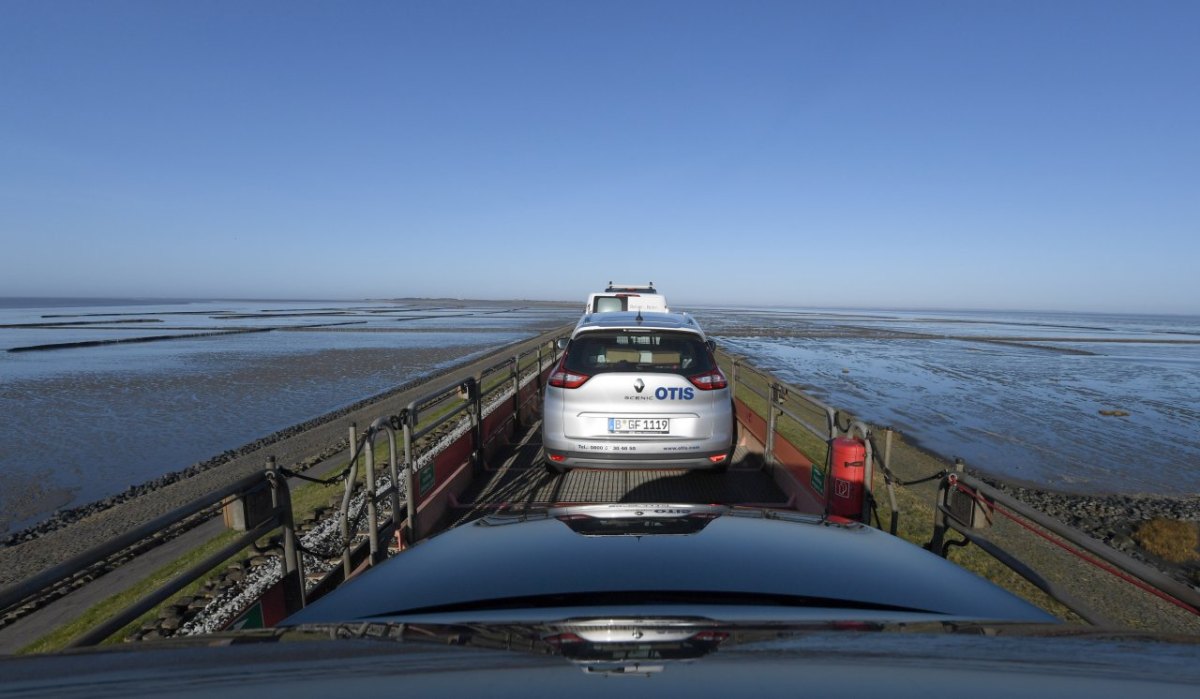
[878, 439, 1200, 632]
[983, 480, 1200, 589]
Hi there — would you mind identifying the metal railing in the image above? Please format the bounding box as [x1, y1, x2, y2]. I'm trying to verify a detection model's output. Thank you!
[724, 353, 831, 455]
[722, 349, 1200, 626]
[720, 350, 896, 522]
[722, 350, 920, 531]
[19, 330, 1196, 644]
[338, 418, 404, 576]
[0, 462, 303, 647]
[930, 468, 1200, 623]
[316, 336, 562, 590]
[0, 330, 568, 648]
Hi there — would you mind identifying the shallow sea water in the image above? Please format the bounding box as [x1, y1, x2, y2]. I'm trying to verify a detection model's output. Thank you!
[0, 299, 578, 533]
[693, 307, 1200, 495]
[2, 300, 1196, 535]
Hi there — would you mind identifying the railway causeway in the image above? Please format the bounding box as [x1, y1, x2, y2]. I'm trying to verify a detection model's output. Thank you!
[2, 326, 1198, 653]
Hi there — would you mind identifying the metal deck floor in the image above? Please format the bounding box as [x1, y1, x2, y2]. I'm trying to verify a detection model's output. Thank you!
[452, 424, 789, 523]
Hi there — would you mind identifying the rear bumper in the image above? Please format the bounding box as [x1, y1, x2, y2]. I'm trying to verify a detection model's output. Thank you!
[544, 448, 730, 470]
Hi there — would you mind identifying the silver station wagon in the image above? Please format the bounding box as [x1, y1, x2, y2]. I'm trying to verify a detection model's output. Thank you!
[542, 311, 735, 473]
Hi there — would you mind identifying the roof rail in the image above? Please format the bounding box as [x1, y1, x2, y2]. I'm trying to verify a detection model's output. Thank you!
[605, 281, 656, 293]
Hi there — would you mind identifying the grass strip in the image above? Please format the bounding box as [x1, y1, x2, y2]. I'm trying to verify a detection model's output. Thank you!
[20, 530, 242, 654]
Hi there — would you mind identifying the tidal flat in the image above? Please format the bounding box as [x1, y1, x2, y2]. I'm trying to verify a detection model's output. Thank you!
[0, 299, 579, 536]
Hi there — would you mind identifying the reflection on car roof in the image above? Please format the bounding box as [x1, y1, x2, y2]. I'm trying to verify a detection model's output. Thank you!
[575, 311, 703, 334]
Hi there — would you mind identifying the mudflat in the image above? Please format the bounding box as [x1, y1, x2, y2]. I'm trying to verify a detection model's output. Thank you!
[0, 326, 571, 587]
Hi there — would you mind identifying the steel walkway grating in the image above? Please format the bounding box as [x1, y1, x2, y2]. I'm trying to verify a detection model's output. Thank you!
[458, 431, 788, 509]
[548, 468, 786, 505]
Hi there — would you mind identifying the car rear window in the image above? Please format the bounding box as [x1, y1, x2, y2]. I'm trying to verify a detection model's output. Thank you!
[592, 295, 625, 312]
[564, 331, 713, 375]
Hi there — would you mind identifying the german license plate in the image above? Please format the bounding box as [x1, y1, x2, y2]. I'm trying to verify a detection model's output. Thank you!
[608, 418, 670, 434]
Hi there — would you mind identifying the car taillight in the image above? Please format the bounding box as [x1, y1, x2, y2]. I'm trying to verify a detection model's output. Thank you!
[688, 368, 728, 390]
[549, 367, 590, 388]
[543, 633, 584, 646]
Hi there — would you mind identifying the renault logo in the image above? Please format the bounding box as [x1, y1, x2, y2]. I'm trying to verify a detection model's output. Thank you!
[634, 378, 645, 394]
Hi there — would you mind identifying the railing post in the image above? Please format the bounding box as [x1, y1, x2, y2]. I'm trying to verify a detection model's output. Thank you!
[468, 377, 483, 470]
[841, 421, 874, 525]
[765, 383, 779, 465]
[511, 355, 522, 431]
[384, 420, 401, 550]
[403, 405, 418, 543]
[268, 456, 305, 611]
[536, 345, 546, 399]
[363, 425, 380, 565]
[730, 358, 740, 400]
[884, 429, 899, 535]
[862, 430, 874, 524]
[929, 474, 952, 556]
[340, 423, 357, 580]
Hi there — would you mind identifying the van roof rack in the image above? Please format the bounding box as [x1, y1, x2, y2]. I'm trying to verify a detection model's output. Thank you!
[605, 281, 656, 293]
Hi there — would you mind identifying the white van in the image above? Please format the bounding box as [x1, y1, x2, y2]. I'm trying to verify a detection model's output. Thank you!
[584, 282, 669, 315]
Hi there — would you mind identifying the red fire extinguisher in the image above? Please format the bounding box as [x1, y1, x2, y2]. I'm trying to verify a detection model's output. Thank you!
[827, 436, 867, 521]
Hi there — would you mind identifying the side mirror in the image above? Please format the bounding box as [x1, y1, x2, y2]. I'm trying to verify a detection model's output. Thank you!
[706, 339, 717, 352]
[556, 338, 569, 350]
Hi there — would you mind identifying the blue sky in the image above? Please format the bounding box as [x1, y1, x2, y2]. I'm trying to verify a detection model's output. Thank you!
[1, 1, 1197, 313]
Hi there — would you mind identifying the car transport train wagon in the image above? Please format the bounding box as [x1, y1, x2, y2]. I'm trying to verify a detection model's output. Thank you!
[2, 317, 1199, 686]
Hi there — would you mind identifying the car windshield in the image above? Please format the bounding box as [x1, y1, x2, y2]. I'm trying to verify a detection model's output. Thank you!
[564, 331, 713, 375]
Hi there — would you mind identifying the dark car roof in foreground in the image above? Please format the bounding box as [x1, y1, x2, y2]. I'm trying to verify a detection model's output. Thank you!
[4, 625, 1199, 698]
[6, 507, 1197, 697]
[282, 504, 1055, 626]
